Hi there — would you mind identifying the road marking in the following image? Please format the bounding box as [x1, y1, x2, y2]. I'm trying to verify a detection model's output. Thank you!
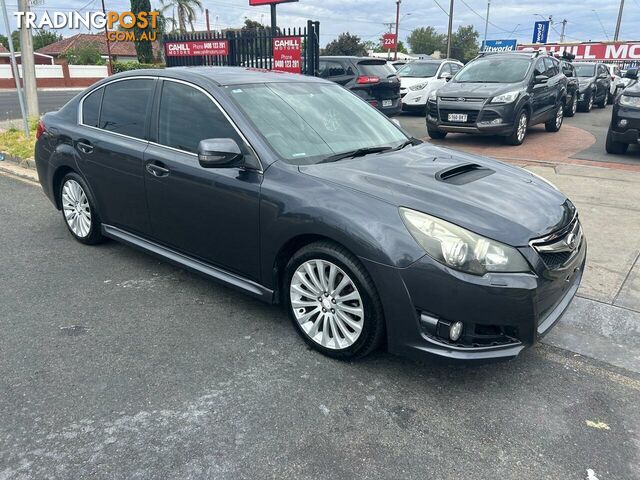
[585, 420, 610, 430]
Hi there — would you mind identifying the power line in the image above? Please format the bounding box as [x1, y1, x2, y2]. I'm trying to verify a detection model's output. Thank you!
[457, 0, 515, 35]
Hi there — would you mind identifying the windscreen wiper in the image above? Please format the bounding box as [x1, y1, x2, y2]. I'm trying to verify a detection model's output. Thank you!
[319, 146, 393, 164]
[391, 137, 422, 151]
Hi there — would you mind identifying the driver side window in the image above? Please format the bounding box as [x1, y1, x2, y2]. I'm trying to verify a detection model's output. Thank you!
[534, 59, 546, 76]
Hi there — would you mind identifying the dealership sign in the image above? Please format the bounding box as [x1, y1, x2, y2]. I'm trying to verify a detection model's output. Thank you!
[382, 33, 397, 50]
[164, 40, 229, 57]
[532, 21, 549, 44]
[272, 37, 302, 73]
[517, 42, 640, 61]
[481, 39, 517, 52]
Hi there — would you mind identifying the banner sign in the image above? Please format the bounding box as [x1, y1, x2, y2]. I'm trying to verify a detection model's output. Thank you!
[164, 40, 229, 57]
[532, 21, 549, 44]
[272, 36, 302, 73]
[517, 42, 640, 61]
[481, 39, 517, 52]
[382, 33, 397, 50]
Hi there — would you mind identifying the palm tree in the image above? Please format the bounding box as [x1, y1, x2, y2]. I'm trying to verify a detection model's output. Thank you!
[160, 0, 202, 33]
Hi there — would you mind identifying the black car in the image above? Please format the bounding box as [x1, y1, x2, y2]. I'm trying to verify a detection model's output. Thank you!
[319, 56, 401, 116]
[560, 59, 579, 117]
[35, 67, 585, 363]
[427, 51, 568, 145]
[574, 62, 611, 112]
[606, 69, 640, 154]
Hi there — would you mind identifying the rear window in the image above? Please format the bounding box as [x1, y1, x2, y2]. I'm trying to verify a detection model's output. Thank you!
[358, 61, 395, 78]
[99, 79, 154, 139]
[82, 88, 103, 127]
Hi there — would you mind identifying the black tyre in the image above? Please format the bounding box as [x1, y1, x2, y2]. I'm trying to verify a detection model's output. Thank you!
[596, 93, 607, 108]
[545, 104, 564, 132]
[284, 241, 385, 360]
[607, 91, 614, 105]
[565, 93, 577, 117]
[427, 127, 447, 139]
[605, 129, 629, 154]
[579, 93, 593, 112]
[504, 109, 528, 146]
[58, 172, 105, 245]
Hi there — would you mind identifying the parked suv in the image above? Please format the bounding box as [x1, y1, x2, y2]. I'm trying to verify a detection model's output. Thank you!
[574, 62, 610, 112]
[397, 59, 463, 113]
[606, 69, 640, 154]
[319, 56, 401, 116]
[427, 51, 568, 145]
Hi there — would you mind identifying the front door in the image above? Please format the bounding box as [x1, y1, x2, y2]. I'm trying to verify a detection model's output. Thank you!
[530, 58, 554, 122]
[75, 78, 156, 236]
[143, 79, 262, 280]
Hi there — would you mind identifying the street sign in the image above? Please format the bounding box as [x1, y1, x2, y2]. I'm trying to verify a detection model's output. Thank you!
[164, 40, 229, 57]
[272, 36, 302, 74]
[481, 39, 517, 52]
[532, 21, 549, 44]
[382, 33, 397, 50]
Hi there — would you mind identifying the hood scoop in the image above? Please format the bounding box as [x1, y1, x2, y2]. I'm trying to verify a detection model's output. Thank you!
[435, 162, 494, 185]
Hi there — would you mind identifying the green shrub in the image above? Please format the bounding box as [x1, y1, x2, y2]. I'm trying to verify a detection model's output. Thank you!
[111, 61, 164, 74]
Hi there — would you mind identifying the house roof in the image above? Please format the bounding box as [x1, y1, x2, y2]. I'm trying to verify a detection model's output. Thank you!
[0, 44, 8, 53]
[36, 33, 160, 58]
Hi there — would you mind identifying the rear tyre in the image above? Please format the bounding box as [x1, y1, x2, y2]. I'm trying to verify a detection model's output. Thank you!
[59, 172, 104, 245]
[605, 129, 629, 154]
[596, 93, 607, 108]
[284, 241, 385, 360]
[565, 93, 577, 117]
[545, 104, 564, 132]
[505, 110, 528, 145]
[579, 93, 593, 112]
[427, 127, 447, 139]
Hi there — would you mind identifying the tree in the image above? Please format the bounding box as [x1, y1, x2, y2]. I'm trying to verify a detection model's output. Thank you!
[32, 30, 63, 50]
[406, 27, 446, 55]
[323, 33, 367, 57]
[131, 0, 154, 63]
[0, 34, 8, 50]
[60, 43, 104, 65]
[159, 0, 202, 33]
[450, 25, 479, 63]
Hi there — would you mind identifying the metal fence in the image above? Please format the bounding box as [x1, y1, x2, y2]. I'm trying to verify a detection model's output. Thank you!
[163, 20, 320, 76]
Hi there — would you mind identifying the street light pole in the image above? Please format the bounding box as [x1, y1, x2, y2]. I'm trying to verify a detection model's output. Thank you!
[446, 0, 454, 58]
[17, 0, 38, 119]
[483, 0, 490, 49]
[560, 19, 567, 43]
[614, 0, 625, 41]
[393, 0, 401, 60]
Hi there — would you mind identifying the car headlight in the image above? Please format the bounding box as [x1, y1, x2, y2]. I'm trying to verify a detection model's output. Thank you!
[399, 208, 530, 275]
[490, 90, 521, 104]
[409, 82, 429, 91]
[428, 90, 437, 101]
[620, 95, 640, 107]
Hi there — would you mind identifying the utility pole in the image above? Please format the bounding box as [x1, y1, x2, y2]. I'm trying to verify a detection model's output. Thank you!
[101, 0, 113, 74]
[205, 9, 210, 32]
[1, 0, 29, 136]
[482, 0, 490, 49]
[393, 0, 401, 60]
[446, 0, 454, 58]
[559, 19, 567, 43]
[614, 0, 625, 41]
[17, 0, 38, 119]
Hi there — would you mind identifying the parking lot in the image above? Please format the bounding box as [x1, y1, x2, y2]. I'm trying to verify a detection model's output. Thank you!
[1, 88, 639, 479]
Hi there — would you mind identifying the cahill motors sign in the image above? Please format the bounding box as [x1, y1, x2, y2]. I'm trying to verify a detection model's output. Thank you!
[517, 42, 640, 61]
[272, 36, 302, 73]
[164, 40, 229, 57]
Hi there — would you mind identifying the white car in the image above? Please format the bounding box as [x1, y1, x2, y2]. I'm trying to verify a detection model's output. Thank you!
[397, 59, 463, 112]
[603, 64, 625, 103]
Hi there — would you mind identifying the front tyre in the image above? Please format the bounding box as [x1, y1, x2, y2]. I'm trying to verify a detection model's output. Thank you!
[545, 104, 564, 132]
[605, 129, 629, 154]
[59, 173, 104, 245]
[427, 127, 447, 139]
[284, 242, 385, 360]
[505, 110, 528, 145]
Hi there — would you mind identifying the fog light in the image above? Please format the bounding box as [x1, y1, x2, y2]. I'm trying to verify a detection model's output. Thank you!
[427, 114, 438, 123]
[413, 96, 422, 103]
[619, 119, 628, 128]
[449, 321, 463, 341]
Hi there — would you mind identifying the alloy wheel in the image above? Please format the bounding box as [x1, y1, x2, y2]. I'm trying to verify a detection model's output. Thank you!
[588, 95, 593, 110]
[517, 113, 528, 143]
[572, 95, 578, 115]
[290, 259, 364, 350]
[555, 105, 563, 129]
[61, 179, 92, 238]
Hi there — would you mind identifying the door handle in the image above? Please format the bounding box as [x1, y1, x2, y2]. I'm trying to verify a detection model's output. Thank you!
[146, 162, 170, 177]
[76, 141, 93, 154]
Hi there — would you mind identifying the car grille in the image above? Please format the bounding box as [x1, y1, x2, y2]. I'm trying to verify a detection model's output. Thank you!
[440, 97, 486, 103]
[439, 109, 479, 123]
[530, 217, 583, 270]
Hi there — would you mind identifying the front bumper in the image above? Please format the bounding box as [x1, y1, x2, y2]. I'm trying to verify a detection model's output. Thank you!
[610, 103, 640, 144]
[426, 98, 518, 136]
[401, 88, 429, 108]
[361, 235, 586, 363]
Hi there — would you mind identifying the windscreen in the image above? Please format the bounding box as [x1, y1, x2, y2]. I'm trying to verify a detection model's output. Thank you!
[397, 62, 440, 78]
[575, 64, 596, 77]
[454, 57, 531, 83]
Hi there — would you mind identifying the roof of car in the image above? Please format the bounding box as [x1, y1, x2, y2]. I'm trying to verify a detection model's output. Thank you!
[320, 56, 387, 61]
[112, 66, 328, 86]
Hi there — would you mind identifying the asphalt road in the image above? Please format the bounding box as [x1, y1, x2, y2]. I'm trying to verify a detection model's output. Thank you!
[0, 89, 79, 122]
[1, 174, 639, 479]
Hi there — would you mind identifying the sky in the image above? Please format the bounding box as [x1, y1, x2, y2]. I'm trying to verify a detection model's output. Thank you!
[1, 0, 638, 49]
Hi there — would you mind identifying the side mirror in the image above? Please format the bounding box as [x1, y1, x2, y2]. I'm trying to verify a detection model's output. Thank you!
[625, 69, 638, 80]
[440, 72, 452, 82]
[534, 74, 549, 85]
[198, 138, 243, 168]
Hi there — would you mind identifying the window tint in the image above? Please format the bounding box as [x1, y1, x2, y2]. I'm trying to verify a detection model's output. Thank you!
[82, 87, 103, 127]
[397, 62, 440, 78]
[598, 64, 607, 76]
[543, 58, 557, 76]
[158, 81, 242, 154]
[561, 62, 574, 77]
[440, 63, 451, 76]
[455, 58, 532, 83]
[534, 59, 546, 76]
[99, 79, 154, 139]
[358, 61, 395, 77]
[319, 61, 346, 78]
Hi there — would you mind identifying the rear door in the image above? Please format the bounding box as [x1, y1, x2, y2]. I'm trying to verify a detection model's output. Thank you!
[76, 77, 156, 236]
[596, 64, 610, 100]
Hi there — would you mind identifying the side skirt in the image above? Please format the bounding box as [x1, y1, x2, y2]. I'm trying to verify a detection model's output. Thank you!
[102, 224, 274, 303]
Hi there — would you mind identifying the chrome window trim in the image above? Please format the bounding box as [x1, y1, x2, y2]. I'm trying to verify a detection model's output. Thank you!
[77, 75, 263, 172]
